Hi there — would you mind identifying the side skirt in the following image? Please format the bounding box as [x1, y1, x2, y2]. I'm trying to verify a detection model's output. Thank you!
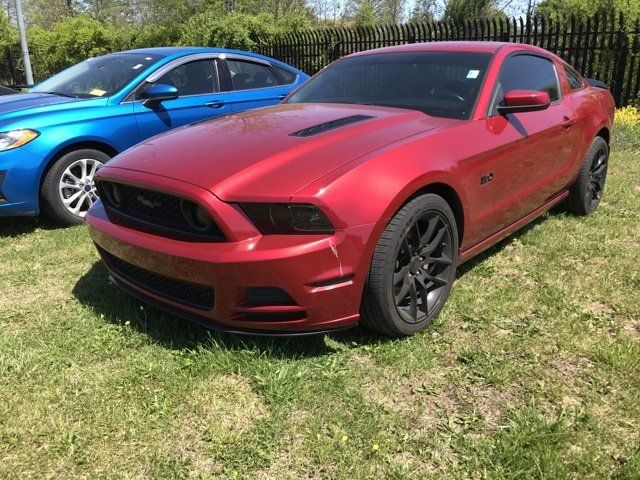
[459, 190, 569, 263]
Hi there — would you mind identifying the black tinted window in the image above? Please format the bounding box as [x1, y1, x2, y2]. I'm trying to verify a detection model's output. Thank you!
[138, 60, 219, 99]
[564, 65, 584, 90]
[492, 54, 559, 114]
[287, 52, 492, 120]
[274, 65, 297, 84]
[228, 60, 278, 90]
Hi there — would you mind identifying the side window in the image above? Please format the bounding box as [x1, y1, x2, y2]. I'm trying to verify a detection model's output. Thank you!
[273, 65, 298, 85]
[137, 59, 219, 99]
[491, 54, 560, 115]
[564, 65, 584, 90]
[227, 60, 278, 91]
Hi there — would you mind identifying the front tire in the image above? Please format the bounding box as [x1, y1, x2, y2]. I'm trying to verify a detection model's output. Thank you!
[41, 149, 109, 225]
[565, 136, 609, 216]
[361, 194, 459, 337]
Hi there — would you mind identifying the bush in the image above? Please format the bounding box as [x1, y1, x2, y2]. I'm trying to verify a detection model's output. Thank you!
[27, 16, 133, 79]
[179, 10, 277, 50]
[0, 10, 17, 84]
[613, 106, 640, 150]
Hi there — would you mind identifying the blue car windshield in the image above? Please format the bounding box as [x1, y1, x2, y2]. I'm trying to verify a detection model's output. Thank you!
[32, 53, 162, 99]
[286, 51, 492, 120]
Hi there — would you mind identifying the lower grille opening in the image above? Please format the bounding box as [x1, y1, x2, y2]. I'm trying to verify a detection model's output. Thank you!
[241, 311, 307, 322]
[0, 172, 7, 203]
[97, 246, 214, 310]
[246, 287, 296, 307]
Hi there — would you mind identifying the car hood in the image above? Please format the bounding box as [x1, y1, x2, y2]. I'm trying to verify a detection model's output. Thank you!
[105, 103, 461, 201]
[0, 92, 84, 115]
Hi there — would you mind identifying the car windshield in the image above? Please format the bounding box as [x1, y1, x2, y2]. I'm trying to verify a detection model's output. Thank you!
[32, 53, 162, 99]
[286, 51, 492, 119]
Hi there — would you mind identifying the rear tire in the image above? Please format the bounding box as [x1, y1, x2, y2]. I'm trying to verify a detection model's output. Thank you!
[565, 136, 609, 216]
[41, 149, 109, 226]
[361, 194, 459, 337]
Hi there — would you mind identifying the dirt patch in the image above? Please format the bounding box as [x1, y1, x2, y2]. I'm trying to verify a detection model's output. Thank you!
[584, 301, 616, 317]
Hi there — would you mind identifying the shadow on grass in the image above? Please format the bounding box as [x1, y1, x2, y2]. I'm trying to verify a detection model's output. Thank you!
[72, 209, 563, 357]
[73, 261, 388, 359]
[0, 216, 65, 238]
[455, 210, 557, 278]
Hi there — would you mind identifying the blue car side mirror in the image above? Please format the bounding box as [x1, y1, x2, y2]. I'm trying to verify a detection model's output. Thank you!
[141, 84, 179, 108]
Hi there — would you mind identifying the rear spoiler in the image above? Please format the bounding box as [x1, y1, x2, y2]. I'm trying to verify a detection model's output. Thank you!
[585, 78, 609, 89]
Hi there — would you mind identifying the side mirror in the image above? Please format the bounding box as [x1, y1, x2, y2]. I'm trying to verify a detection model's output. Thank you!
[141, 84, 179, 108]
[497, 90, 551, 115]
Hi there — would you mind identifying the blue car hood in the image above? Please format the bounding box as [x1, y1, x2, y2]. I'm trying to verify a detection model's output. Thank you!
[0, 93, 84, 115]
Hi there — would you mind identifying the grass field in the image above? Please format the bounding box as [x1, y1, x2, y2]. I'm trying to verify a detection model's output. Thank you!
[1, 125, 639, 479]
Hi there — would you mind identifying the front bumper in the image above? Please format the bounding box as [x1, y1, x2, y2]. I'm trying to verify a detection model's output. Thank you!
[0, 148, 46, 216]
[86, 200, 378, 334]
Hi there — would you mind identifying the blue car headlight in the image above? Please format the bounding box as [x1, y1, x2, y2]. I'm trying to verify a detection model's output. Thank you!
[0, 129, 40, 152]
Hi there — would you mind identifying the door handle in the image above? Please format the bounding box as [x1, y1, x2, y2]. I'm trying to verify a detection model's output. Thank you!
[562, 116, 576, 128]
[206, 100, 225, 109]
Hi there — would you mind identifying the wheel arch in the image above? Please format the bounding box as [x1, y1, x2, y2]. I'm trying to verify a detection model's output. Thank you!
[38, 140, 118, 193]
[595, 126, 610, 145]
[391, 182, 466, 247]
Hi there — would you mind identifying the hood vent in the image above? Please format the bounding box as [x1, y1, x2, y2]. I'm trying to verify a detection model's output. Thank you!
[289, 115, 375, 137]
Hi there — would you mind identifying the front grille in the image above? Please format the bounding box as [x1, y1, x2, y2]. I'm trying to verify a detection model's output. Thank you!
[246, 287, 296, 306]
[96, 180, 225, 242]
[0, 172, 7, 203]
[98, 246, 215, 310]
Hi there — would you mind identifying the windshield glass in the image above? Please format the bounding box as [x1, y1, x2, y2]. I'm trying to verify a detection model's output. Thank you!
[286, 51, 492, 119]
[32, 53, 162, 98]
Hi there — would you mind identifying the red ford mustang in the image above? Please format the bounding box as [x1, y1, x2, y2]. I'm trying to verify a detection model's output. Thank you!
[86, 42, 615, 336]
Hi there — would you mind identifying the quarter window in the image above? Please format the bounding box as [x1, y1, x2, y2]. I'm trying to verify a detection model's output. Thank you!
[227, 60, 278, 90]
[564, 65, 584, 90]
[137, 59, 219, 99]
[492, 54, 560, 115]
[273, 65, 297, 85]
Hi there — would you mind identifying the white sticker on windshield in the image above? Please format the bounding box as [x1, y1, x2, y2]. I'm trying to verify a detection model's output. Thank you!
[145, 57, 153, 60]
[467, 69, 480, 79]
[132, 64, 143, 70]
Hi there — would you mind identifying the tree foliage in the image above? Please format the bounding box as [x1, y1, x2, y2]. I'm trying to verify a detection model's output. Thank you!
[27, 15, 132, 79]
[537, 0, 640, 20]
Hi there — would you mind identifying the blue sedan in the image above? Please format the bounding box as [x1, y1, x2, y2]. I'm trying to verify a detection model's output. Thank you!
[0, 47, 308, 224]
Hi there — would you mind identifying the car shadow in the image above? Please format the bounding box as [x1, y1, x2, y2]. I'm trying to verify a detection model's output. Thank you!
[73, 261, 387, 359]
[0, 216, 65, 238]
[455, 209, 556, 278]
[72, 209, 562, 358]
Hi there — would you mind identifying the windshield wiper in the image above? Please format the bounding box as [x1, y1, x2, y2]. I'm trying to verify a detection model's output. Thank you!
[37, 91, 79, 99]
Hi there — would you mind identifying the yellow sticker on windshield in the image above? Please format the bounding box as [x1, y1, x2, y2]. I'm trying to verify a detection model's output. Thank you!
[90, 89, 106, 97]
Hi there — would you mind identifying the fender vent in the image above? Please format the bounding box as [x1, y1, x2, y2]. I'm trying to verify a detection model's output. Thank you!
[289, 115, 375, 137]
[0, 172, 6, 203]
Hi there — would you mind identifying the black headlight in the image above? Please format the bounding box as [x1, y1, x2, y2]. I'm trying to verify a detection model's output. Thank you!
[240, 203, 334, 235]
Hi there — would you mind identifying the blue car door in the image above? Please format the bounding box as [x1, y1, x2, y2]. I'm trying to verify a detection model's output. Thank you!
[133, 57, 232, 140]
[219, 57, 296, 113]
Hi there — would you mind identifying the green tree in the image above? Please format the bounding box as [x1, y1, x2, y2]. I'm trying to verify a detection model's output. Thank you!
[537, 0, 640, 19]
[0, 8, 17, 83]
[179, 9, 275, 49]
[409, 0, 438, 22]
[27, 15, 132, 78]
[354, 0, 376, 26]
[443, 0, 502, 23]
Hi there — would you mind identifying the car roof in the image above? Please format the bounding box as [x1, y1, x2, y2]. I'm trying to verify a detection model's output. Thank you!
[346, 41, 551, 57]
[105, 47, 302, 72]
[114, 46, 267, 60]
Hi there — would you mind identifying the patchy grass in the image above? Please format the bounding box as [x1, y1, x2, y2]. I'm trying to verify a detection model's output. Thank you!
[1, 128, 639, 479]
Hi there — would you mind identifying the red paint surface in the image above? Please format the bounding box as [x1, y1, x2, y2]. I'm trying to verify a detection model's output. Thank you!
[86, 42, 615, 333]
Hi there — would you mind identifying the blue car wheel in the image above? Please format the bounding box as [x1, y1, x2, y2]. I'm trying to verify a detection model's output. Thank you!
[41, 149, 110, 225]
